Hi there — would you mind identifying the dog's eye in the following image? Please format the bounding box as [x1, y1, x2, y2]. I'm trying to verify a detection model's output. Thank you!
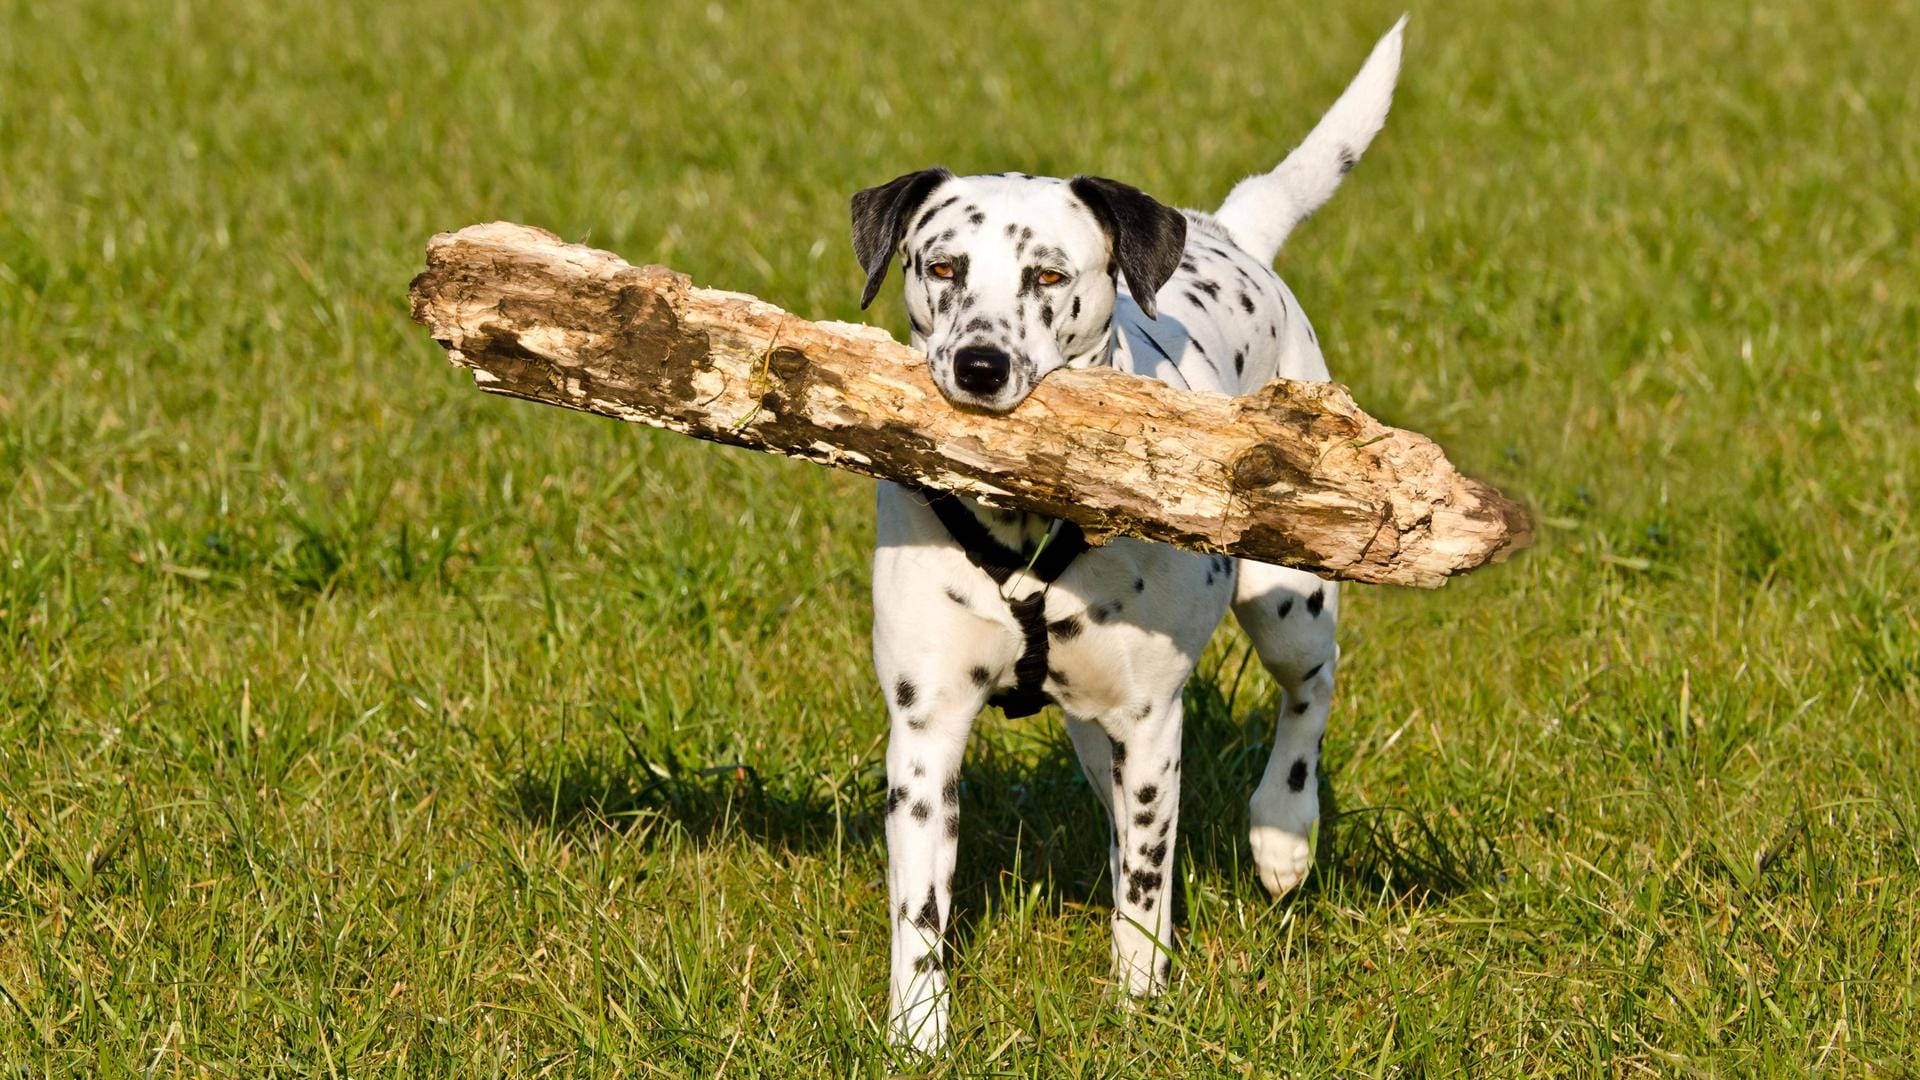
[1037, 269, 1067, 287]
[928, 261, 955, 280]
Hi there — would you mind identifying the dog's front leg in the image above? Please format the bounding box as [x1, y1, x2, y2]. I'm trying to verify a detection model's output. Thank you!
[1099, 696, 1183, 996]
[882, 676, 981, 1054]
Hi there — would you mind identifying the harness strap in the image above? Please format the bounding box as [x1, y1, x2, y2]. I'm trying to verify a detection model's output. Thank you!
[919, 489, 1089, 718]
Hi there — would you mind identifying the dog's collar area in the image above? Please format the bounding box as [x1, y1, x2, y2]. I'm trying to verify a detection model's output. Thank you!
[917, 488, 1089, 718]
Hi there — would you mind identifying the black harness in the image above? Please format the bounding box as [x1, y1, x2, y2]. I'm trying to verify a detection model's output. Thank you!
[919, 489, 1090, 718]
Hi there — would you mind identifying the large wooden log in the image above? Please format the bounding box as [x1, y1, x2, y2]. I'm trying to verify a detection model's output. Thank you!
[408, 222, 1530, 587]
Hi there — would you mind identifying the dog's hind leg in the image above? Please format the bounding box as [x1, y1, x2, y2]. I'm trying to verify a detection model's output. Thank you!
[1230, 560, 1340, 897]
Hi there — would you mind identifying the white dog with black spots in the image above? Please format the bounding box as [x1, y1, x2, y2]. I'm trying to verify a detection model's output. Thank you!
[851, 20, 1407, 1053]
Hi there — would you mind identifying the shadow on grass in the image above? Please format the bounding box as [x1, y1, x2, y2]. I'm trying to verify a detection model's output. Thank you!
[504, 665, 1501, 926]
[945, 664, 1504, 948]
[507, 731, 848, 853]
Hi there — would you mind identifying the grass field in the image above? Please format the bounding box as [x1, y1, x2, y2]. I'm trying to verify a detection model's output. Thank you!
[3, 0, 1918, 1074]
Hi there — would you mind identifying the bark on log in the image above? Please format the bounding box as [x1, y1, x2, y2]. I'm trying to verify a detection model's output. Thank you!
[408, 221, 1530, 587]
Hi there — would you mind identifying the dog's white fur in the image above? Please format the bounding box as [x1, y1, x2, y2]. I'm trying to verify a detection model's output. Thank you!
[857, 20, 1405, 1053]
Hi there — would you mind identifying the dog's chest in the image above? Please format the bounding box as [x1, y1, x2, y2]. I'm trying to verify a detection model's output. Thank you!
[952, 507, 1230, 720]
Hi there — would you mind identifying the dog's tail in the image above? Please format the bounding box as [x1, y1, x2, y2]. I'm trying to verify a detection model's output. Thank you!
[1214, 16, 1406, 264]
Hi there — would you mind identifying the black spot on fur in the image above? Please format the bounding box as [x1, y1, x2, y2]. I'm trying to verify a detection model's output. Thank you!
[914, 196, 959, 233]
[912, 762, 925, 777]
[910, 800, 931, 822]
[894, 678, 917, 708]
[1127, 868, 1163, 897]
[1239, 292, 1256, 315]
[1109, 738, 1127, 766]
[1133, 810, 1155, 827]
[887, 786, 909, 815]
[968, 210, 985, 226]
[1293, 701, 1310, 715]
[906, 715, 928, 731]
[1234, 350, 1245, 375]
[915, 887, 939, 930]
[1048, 616, 1082, 640]
[1278, 598, 1294, 618]
[1137, 785, 1158, 804]
[1287, 758, 1309, 792]
[1183, 290, 1205, 309]
[1089, 602, 1120, 624]
[1301, 662, 1323, 680]
[1338, 145, 1357, 174]
[969, 665, 991, 687]
[1307, 588, 1325, 616]
[1205, 572, 1215, 587]
[945, 587, 969, 607]
[1133, 577, 1145, 593]
[945, 813, 958, 838]
[1193, 279, 1220, 298]
[913, 951, 942, 973]
[1070, 295, 1082, 320]
[1040, 303, 1054, 327]
[941, 776, 958, 806]
[1143, 840, 1168, 866]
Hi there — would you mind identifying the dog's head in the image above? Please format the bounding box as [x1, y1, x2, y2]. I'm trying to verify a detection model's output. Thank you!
[851, 170, 1186, 413]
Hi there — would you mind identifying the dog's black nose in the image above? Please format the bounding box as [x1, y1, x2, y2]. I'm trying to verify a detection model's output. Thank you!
[952, 345, 1011, 396]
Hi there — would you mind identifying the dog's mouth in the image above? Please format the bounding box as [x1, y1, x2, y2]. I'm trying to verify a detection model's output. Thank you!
[932, 378, 1032, 416]
[933, 342, 1033, 415]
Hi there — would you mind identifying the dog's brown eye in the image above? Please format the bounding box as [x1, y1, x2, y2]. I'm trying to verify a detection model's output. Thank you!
[928, 261, 955, 279]
[1037, 269, 1067, 287]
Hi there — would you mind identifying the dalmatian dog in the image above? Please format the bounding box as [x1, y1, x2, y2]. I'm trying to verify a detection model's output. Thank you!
[852, 20, 1406, 1053]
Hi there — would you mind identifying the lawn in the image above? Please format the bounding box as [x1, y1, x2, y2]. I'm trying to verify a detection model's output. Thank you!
[2, 0, 1917, 1075]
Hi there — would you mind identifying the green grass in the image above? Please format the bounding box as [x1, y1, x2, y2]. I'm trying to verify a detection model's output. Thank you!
[3, 0, 1917, 1074]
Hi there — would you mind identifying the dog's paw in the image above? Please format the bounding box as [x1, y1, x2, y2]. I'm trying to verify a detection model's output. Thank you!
[1249, 822, 1313, 896]
[888, 996, 949, 1057]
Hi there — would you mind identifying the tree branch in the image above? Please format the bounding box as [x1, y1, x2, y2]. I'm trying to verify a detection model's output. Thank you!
[408, 222, 1530, 587]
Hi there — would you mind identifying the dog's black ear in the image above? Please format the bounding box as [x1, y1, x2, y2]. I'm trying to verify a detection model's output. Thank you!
[850, 167, 954, 309]
[1069, 176, 1187, 319]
